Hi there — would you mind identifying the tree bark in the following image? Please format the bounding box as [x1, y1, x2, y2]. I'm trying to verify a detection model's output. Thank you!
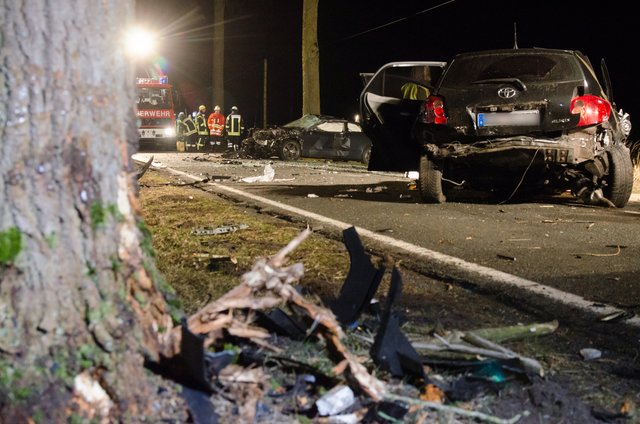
[302, 0, 321, 115]
[0, 0, 173, 421]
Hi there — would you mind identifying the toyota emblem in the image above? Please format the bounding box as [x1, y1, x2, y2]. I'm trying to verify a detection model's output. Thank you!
[498, 87, 517, 99]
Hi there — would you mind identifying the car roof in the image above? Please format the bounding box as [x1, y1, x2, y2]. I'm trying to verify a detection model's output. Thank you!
[453, 47, 581, 58]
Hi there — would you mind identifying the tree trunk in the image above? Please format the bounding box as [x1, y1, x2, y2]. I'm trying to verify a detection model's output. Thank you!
[0, 0, 173, 421]
[212, 0, 225, 110]
[302, 0, 321, 115]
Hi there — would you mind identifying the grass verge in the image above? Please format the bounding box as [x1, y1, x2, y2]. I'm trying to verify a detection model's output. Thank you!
[138, 168, 350, 314]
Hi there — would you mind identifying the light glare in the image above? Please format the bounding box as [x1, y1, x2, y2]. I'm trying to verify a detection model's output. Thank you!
[125, 27, 156, 58]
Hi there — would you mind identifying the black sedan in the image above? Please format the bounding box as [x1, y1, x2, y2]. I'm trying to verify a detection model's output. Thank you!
[241, 114, 372, 164]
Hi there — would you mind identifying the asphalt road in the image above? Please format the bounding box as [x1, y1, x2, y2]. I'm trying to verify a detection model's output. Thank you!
[134, 151, 640, 330]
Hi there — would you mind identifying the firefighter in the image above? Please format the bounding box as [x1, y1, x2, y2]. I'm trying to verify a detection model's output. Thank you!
[207, 105, 226, 152]
[181, 112, 197, 151]
[175, 112, 187, 151]
[194, 104, 209, 151]
[225, 106, 244, 151]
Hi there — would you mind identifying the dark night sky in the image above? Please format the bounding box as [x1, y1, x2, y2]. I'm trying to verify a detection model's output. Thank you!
[135, 0, 639, 139]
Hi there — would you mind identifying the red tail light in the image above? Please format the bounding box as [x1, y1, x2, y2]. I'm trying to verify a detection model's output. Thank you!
[570, 95, 611, 126]
[422, 95, 447, 124]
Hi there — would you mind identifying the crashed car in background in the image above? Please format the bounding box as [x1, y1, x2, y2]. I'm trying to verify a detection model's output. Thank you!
[241, 114, 372, 164]
[360, 49, 634, 207]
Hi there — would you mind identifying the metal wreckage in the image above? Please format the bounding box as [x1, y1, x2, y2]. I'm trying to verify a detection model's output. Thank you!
[142, 227, 568, 423]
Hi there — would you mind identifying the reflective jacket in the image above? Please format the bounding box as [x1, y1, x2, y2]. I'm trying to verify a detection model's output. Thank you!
[195, 112, 209, 135]
[181, 116, 197, 136]
[225, 113, 244, 137]
[208, 112, 226, 136]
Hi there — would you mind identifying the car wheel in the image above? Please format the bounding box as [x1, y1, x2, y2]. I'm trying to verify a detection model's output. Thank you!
[418, 155, 446, 203]
[361, 146, 371, 164]
[603, 144, 633, 208]
[279, 139, 301, 161]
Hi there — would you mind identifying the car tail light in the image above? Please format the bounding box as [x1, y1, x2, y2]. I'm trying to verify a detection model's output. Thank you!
[422, 95, 447, 124]
[570, 95, 611, 126]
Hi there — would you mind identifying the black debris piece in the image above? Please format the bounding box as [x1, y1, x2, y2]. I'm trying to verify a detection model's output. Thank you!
[330, 226, 385, 325]
[180, 386, 219, 424]
[204, 350, 236, 377]
[370, 267, 426, 380]
[145, 319, 215, 394]
[364, 400, 410, 423]
[255, 308, 308, 340]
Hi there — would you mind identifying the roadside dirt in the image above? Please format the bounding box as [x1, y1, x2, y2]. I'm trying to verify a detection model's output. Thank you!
[138, 165, 639, 423]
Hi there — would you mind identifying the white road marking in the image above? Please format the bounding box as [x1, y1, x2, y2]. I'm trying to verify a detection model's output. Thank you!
[138, 155, 640, 330]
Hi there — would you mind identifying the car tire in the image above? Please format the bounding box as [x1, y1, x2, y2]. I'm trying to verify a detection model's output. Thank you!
[418, 155, 446, 203]
[361, 146, 371, 164]
[279, 139, 301, 161]
[603, 144, 633, 208]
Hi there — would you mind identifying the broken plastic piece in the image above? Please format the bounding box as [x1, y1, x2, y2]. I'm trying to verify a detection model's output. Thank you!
[580, 348, 602, 361]
[240, 164, 275, 182]
[330, 226, 385, 325]
[370, 267, 426, 380]
[255, 308, 307, 340]
[364, 400, 409, 422]
[316, 385, 355, 416]
[145, 319, 215, 394]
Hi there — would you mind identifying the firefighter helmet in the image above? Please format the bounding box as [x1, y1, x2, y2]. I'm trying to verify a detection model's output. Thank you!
[199, 105, 206, 111]
[231, 106, 238, 112]
[178, 112, 185, 120]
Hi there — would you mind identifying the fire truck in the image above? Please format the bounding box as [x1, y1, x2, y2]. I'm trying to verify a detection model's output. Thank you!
[135, 76, 176, 148]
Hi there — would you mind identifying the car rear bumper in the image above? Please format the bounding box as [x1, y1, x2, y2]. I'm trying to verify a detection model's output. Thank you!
[428, 134, 599, 166]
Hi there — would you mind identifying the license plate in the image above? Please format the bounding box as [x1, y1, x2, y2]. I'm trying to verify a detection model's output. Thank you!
[140, 129, 157, 138]
[477, 110, 540, 127]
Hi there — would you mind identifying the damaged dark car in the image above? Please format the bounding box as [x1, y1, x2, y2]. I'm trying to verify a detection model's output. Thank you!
[241, 114, 372, 164]
[360, 49, 634, 207]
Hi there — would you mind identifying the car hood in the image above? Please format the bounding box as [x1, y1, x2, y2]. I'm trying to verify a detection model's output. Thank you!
[251, 127, 300, 141]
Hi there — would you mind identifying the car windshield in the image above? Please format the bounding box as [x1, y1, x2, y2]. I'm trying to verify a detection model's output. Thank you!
[137, 87, 172, 109]
[283, 114, 323, 130]
[443, 52, 581, 88]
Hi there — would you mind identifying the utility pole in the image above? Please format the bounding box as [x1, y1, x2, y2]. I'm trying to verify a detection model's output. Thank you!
[263, 58, 268, 128]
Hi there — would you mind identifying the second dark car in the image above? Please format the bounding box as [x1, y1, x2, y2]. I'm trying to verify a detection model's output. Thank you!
[360, 50, 634, 207]
[241, 114, 372, 164]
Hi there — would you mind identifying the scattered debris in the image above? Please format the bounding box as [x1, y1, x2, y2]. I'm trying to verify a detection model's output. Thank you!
[191, 224, 249, 236]
[365, 186, 387, 193]
[145, 227, 562, 423]
[135, 155, 154, 180]
[316, 385, 356, 416]
[241, 164, 275, 183]
[580, 348, 602, 361]
[599, 311, 635, 322]
[307, 193, 319, 198]
[497, 254, 517, 261]
[574, 245, 623, 257]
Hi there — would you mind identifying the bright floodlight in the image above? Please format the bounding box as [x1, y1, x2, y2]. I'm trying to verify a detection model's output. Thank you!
[125, 27, 156, 58]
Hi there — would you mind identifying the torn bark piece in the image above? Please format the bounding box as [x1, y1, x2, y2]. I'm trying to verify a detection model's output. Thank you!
[330, 226, 385, 326]
[370, 267, 426, 380]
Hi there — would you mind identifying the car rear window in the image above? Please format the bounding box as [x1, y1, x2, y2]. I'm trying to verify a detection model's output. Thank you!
[442, 52, 582, 88]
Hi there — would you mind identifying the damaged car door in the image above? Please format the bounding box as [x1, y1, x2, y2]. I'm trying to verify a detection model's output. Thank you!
[359, 61, 447, 172]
